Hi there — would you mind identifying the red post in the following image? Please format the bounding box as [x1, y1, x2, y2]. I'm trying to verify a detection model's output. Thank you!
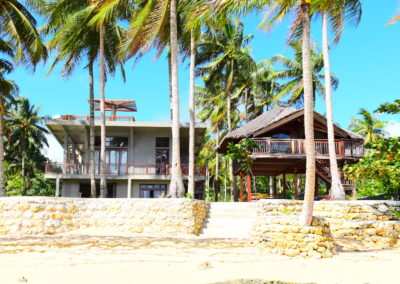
[247, 173, 252, 202]
[239, 172, 244, 202]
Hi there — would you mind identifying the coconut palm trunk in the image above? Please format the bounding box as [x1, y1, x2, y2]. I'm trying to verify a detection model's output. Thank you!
[168, 0, 185, 198]
[21, 152, 25, 195]
[299, 1, 316, 226]
[322, 12, 345, 200]
[99, 24, 107, 198]
[214, 125, 220, 201]
[89, 62, 96, 198]
[0, 107, 5, 197]
[188, 32, 196, 199]
[227, 96, 236, 201]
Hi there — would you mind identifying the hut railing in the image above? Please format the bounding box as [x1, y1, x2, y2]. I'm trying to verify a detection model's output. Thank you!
[252, 138, 364, 157]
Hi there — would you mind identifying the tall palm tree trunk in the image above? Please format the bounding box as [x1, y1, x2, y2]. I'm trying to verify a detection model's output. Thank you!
[227, 96, 236, 201]
[188, 32, 196, 199]
[89, 62, 96, 198]
[0, 107, 5, 197]
[322, 12, 345, 200]
[214, 125, 220, 201]
[21, 154, 25, 195]
[299, 2, 316, 226]
[169, 0, 185, 198]
[99, 25, 107, 198]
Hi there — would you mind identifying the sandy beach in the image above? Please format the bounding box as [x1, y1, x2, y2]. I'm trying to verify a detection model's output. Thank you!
[0, 232, 399, 284]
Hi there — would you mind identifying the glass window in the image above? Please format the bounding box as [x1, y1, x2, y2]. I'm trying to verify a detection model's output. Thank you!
[270, 132, 291, 139]
[95, 137, 128, 147]
[140, 184, 167, 198]
[156, 137, 169, 148]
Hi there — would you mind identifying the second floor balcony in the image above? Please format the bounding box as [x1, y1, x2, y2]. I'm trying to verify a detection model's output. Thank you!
[45, 163, 206, 177]
[252, 138, 364, 158]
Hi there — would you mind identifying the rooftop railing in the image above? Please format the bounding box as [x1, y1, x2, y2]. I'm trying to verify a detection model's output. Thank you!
[251, 138, 364, 157]
[45, 163, 206, 176]
[58, 115, 135, 121]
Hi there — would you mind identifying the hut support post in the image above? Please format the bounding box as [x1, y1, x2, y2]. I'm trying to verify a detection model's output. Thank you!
[294, 170, 299, 200]
[315, 175, 320, 197]
[239, 172, 244, 202]
[246, 173, 251, 202]
[283, 173, 287, 198]
[269, 176, 273, 195]
[273, 176, 277, 198]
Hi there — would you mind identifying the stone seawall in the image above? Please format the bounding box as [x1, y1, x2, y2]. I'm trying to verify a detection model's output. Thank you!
[0, 197, 209, 236]
[257, 200, 400, 248]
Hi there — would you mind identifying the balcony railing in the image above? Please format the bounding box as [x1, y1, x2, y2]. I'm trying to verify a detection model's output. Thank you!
[252, 138, 364, 157]
[45, 163, 206, 176]
[59, 115, 135, 121]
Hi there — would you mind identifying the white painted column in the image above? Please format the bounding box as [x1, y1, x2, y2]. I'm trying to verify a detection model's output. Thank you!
[127, 178, 132, 198]
[55, 177, 60, 197]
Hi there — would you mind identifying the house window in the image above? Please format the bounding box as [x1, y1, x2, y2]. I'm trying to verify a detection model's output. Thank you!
[270, 132, 290, 139]
[156, 137, 169, 148]
[140, 184, 167, 198]
[95, 137, 128, 147]
[94, 136, 128, 175]
[155, 137, 169, 174]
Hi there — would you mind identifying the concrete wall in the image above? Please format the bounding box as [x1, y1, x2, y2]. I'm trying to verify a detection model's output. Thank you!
[0, 197, 208, 236]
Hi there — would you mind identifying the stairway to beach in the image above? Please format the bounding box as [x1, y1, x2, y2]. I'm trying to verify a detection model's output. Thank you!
[200, 202, 259, 239]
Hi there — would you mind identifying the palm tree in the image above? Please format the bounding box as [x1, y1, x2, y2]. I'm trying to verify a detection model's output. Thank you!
[196, 83, 232, 201]
[0, 0, 47, 68]
[121, 0, 201, 197]
[0, 55, 18, 197]
[245, 59, 281, 121]
[43, 0, 126, 198]
[0, 0, 47, 196]
[8, 97, 49, 195]
[272, 41, 338, 107]
[315, 0, 362, 200]
[209, 0, 316, 225]
[349, 108, 387, 143]
[197, 19, 256, 201]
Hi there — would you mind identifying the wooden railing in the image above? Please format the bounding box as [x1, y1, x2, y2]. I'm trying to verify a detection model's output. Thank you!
[59, 115, 135, 121]
[339, 171, 356, 188]
[252, 138, 364, 157]
[45, 163, 206, 176]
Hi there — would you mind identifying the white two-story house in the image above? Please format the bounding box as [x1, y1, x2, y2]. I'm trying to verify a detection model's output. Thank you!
[44, 99, 207, 199]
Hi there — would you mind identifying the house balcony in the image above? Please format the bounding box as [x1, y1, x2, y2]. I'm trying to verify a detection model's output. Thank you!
[45, 163, 206, 177]
[251, 138, 364, 158]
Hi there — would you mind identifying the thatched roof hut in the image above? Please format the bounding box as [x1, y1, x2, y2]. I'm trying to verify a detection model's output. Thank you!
[218, 106, 363, 152]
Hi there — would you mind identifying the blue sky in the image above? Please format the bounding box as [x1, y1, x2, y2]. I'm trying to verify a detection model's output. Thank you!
[10, 1, 400, 160]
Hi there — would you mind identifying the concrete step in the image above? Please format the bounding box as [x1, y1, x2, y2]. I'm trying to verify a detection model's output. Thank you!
[200, 203, 259, 239]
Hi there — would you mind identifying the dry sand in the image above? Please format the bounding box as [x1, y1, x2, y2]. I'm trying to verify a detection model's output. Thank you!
[0, 232, 399, 284]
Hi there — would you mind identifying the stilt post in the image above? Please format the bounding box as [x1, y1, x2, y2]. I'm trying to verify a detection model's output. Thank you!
[246, 173, 251, 202]
[239, 172, 244, 202]
[282, 173, 287, 198]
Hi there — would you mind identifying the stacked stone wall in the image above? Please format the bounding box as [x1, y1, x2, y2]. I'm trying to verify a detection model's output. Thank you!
[252, 216, 336, 258]
[0, 197, 208, 236]
[257, 200, 400, 249]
